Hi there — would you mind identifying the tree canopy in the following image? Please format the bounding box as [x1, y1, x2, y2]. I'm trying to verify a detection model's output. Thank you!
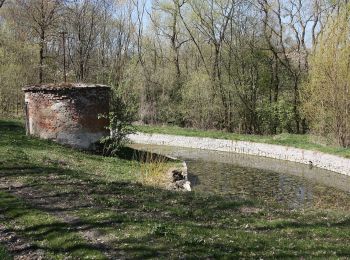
[0, 0, 349, 146]
[303, 4, 350, 147]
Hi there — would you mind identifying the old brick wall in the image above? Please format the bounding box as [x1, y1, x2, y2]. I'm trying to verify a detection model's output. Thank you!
[24, 86, 109, 149]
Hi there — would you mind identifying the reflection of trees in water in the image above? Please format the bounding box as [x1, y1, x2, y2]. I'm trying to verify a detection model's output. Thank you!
[277, 175, 313, 209]
[187, 167, 200, 187]
[187, 160, 350, 211]
[185, 160, 347, 210]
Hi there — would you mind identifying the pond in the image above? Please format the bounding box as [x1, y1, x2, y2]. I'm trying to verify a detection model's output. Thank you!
[130, 143, 350, 211]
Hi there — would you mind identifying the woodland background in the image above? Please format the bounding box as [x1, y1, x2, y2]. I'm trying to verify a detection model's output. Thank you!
[0, 0, 349, 147]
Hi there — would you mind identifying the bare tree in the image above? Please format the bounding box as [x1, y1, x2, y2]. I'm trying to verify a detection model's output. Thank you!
[179, 0, 235, 128]
[13, 0, 61, 83]
[258, 0, 321, 133]
[150, 0, 190, 99]
[64, 0, 100, 81]
[93, 0, 133, 85]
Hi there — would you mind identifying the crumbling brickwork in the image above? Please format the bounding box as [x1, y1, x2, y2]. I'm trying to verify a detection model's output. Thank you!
[23, 83, 110, 150]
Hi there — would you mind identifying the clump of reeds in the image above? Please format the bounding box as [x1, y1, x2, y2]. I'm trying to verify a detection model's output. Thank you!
[135, 150, 173, 188]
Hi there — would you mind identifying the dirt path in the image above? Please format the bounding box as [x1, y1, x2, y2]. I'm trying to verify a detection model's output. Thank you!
[0, 177, 125, 259]
[0, 223, 44, 260]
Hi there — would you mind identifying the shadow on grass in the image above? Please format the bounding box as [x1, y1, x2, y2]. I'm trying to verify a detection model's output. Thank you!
[2, 163, 350, 258]
[1, 119, 350, 258]
[115, 146, 173, 163]
[0, 160, 247, 258]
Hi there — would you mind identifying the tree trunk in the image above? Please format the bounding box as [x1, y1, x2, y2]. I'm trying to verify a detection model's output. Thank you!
[39, 30, 45, 83]
[293, 77, 300, 133]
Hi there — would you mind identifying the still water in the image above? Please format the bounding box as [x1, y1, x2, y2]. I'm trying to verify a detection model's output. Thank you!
[131, 144, 350, 210]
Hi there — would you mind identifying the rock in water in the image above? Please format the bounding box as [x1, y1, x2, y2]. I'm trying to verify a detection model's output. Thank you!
[183, 181, 191, 191]
[168, 167, 192, 191]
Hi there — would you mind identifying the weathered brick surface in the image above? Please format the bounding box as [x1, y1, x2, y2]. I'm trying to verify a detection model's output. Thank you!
[23, 84, 110, 150]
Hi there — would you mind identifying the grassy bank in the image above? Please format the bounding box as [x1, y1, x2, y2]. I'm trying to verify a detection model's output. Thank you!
[1, 120, 350, 258]
[136, 125, 350, 158]
[0, 246, 11, 260]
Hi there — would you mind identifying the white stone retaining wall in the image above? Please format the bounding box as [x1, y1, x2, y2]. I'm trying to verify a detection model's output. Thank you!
[128, 133, 350, 176]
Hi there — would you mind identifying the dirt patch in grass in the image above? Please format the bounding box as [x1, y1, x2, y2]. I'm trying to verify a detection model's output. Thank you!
[0, 223, 44, 260]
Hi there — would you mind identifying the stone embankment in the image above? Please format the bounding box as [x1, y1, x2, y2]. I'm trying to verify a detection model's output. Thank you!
[129, 133, 350, 176]
[167, 162, 191, 192]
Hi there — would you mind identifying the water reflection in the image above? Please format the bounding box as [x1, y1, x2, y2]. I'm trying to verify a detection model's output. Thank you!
[130, 144, 350, 210]
[186, 160, 316, 209]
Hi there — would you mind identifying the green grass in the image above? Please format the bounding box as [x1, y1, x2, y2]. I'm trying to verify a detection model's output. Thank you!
[0, 245, 11, 260]
[0, 192, 106, 259]
[1, 119, 350, 258]
[136, 124, 350, 158]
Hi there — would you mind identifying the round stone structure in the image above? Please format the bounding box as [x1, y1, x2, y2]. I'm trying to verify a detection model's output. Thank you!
[22, 83, 110, 150]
